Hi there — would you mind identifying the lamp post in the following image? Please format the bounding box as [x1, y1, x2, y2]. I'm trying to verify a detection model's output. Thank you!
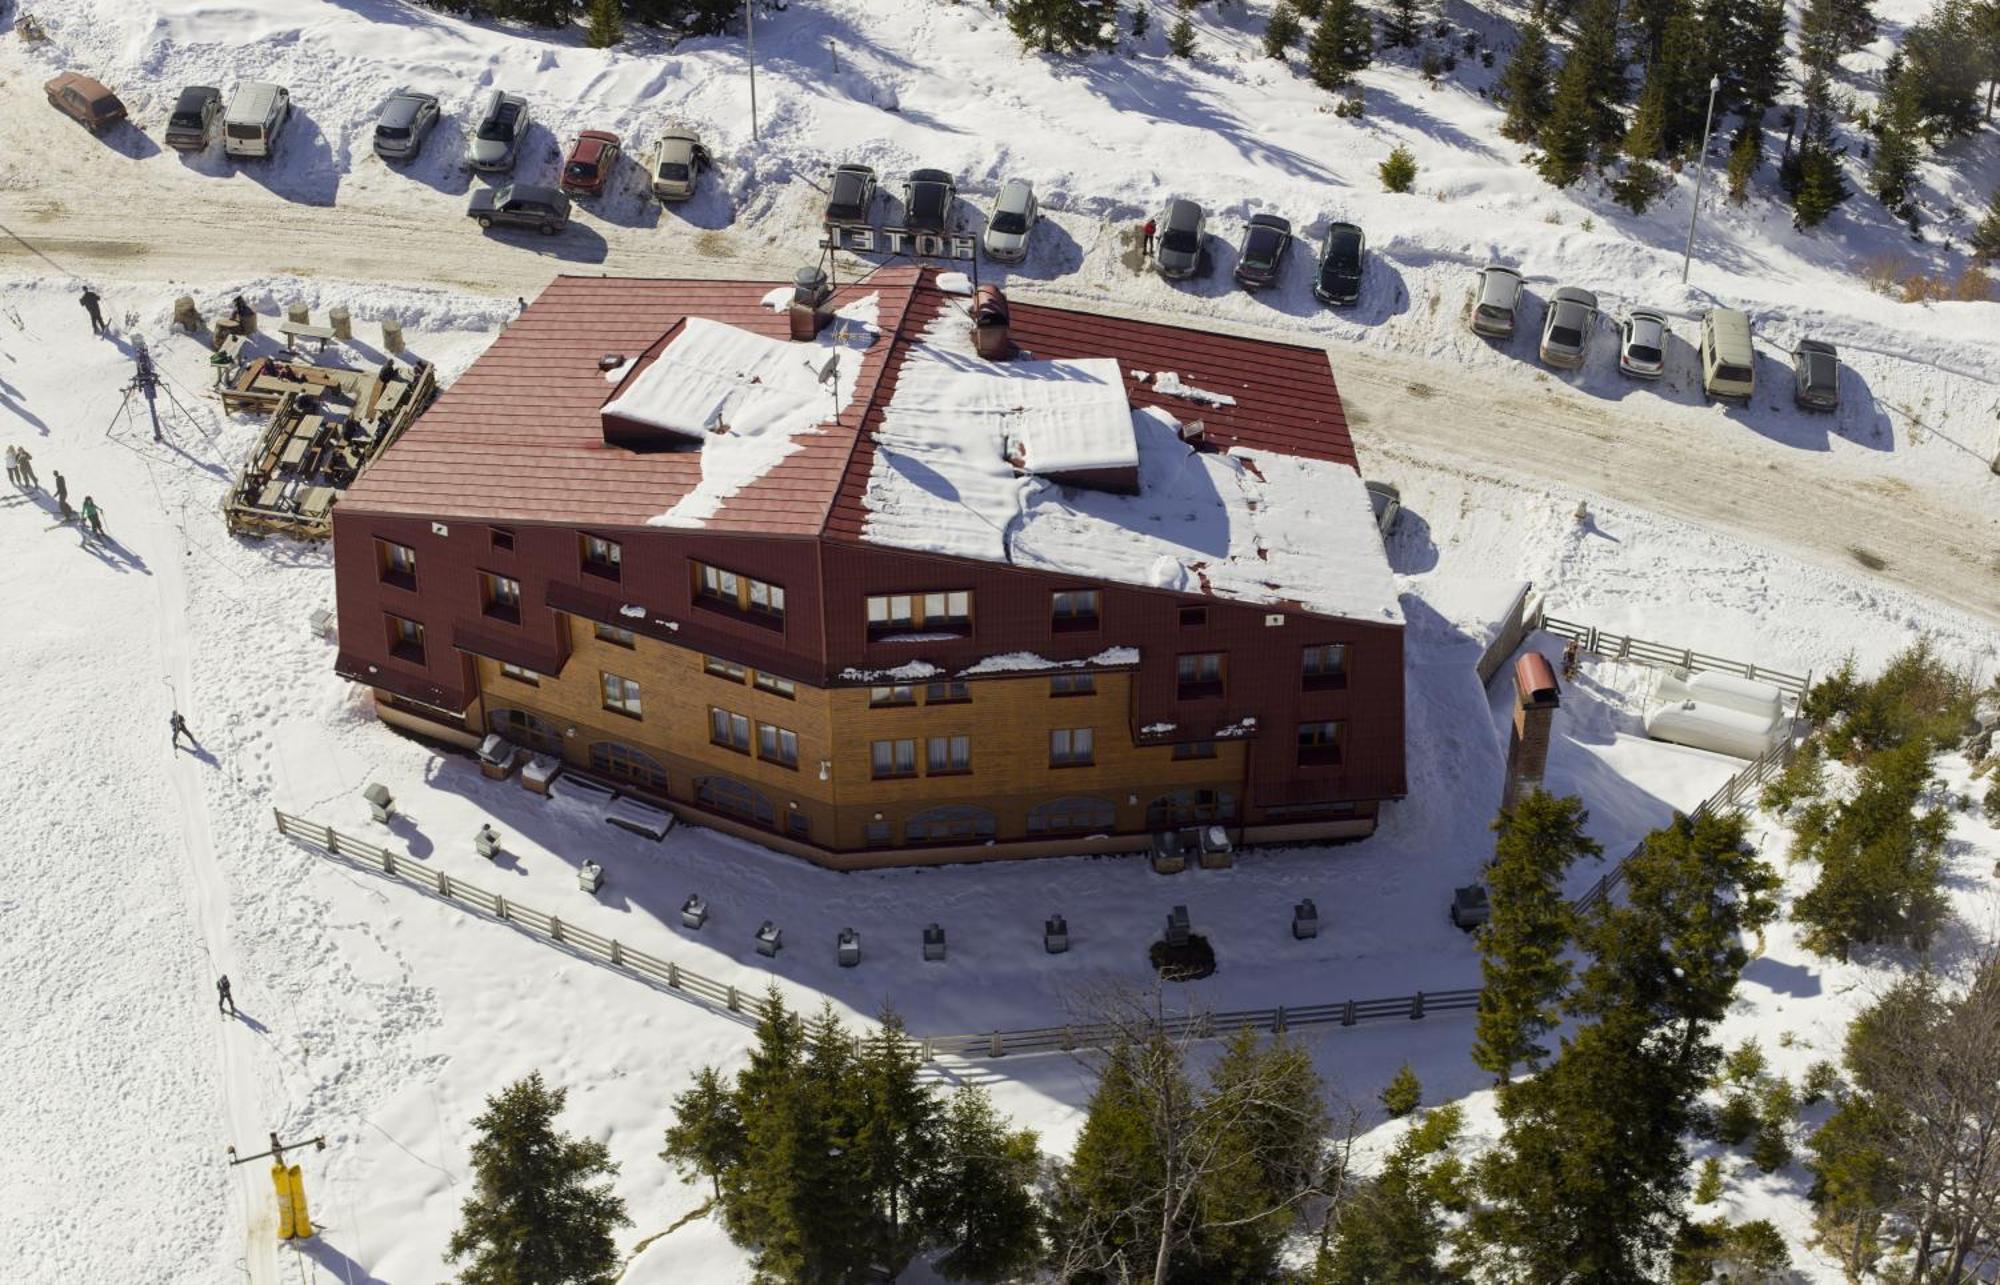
[746, 0, 759, 144]
[1681, 74, 1721, 284]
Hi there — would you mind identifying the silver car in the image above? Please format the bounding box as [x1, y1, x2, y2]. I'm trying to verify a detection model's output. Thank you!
[1156, 198, 1205, 280]
[1470, 265, 1524, 338]
[373, 91, 439, 162]
[466, 90, 529, 172]
[645, 128, 708, 202]
[1618, 308, 1668, 379]
[1539, 286, 1598, 369]
[983, 178, 1038, 262]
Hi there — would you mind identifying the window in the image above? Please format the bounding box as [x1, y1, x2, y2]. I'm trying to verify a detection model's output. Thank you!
[871, 739, 918, 779]
[1177, 652, 1226, 699]
[704, 656, 747, 683]
[500, 662, 540, 686]
[1298, 720, 1344, 766]
[925, 681, 970, 704]
[480, 572, 522, 622]
[386, 613, 425, 663]
[590, 742, 667, 794]
[1179, 606, 1208, 628]
[581, 533, 622, 579]
[489, 527, 515, 553]
[864, 820, 893, 846]
[905, 805, 997, 844]
[601, 671, 643, 718]
[1262, 800, 1359, 819]
[866, 590, 972, 637]
[1051, 589, 1101, 632]
[1028, 795, 1117, 835]
[595, 622, 636, 648]
[869, 685, 917, 708]
[1146, 788, 1238, 829]
[1303, 643, 1349, 689]
[488, 708, 560, 753]
[709, 707, 751, 753]
[695, 776, 775, 827]
[1050, 727, 1095, 767]
[694, 561, 785, 624]
[1173, 741, 1218, 760]
[1050, 674, 1096, 697]
[786, 812, 811, 840]
[377, 540, 417, 588]
[927, 735, 971, 775]
[758, 723, 799, 768]
[754, 671, 797, 699]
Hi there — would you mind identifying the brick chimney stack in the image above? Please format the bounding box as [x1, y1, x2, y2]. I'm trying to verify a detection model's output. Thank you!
[1502, 652, 1562, 812]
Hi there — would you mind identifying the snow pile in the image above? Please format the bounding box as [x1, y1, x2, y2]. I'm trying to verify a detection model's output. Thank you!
[957, 647, 1142, 675]
[1146, 370, 1238, 407]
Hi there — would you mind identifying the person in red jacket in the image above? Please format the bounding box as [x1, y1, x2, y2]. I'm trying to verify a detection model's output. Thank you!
[1141, 217, 1157, 257]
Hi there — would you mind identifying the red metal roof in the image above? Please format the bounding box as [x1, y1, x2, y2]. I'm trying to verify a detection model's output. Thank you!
[342, 267, 1357, 545]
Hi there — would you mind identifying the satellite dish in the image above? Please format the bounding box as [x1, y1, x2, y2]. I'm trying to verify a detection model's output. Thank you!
[805, 351, 840, 386]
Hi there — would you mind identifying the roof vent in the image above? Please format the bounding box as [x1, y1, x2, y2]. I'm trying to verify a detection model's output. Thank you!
[1179, 417, 1206, 447]
[790, 266, 833, 341]
[598, 353, 625, 371]
[971, 285, 1012, 361]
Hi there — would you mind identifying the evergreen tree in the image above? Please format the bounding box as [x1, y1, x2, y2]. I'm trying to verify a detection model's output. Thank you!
[1168, 14, 1198, 56]
[1010, 0, 1108, 54]
[1801, 0, 1878, 67]
[718, 990, 812, 1263]
[1052, 1043, 1168, 1278]
[1379, 144, 1419, 191]
[1319, 1105, 1466, 1283]
[1306, 0, 1373, 89]
[1726, 115, 1761, 201]
[1792, 739, 1950, 958]
[446, 1072, 631, 1285]
[1497, 21, 1555, 142]
[1870, 58, 1923, 210]
[1471, 791, 1600, 1082]
[1612, 160, 1665, 212]
[1380, 1063, 1423, 1117]
[1788, 74, 1852, 228]
[1730, 0, 1790, 110]
[1973, 186, 2000, 262]
[1627, 0, 1706, 157]
[1131, 2, 1150, 38]
[661, 1066, 742, 1200]
[584, 0, 622, 46]
[1382, 0, 1427, 48]
[931, 1085, 1043, 1283]
[492, 0, 577, 24]
[1264, 2, 1304, 58]
[1693, 1156, 1724, 1203]
[856, 1012, 941, 1276]
[1900, 0, 1988, 138]
[785, 1006, 876, 1283]
[1192, 1029, 1330, 1282]
[1535, 0, 1623, 186]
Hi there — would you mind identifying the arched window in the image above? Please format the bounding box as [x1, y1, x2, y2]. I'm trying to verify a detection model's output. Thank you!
[1145, 788, 1238, 830]
[905, 805, 997, 844]
[1027, 795, 1118, 835]
[488, 707, 560, 753]
[694, 775, 775, 828]
[589, 742, 667, 795]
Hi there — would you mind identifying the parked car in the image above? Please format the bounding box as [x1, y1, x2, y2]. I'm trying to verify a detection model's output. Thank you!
[373, 91, 440, 162]
[902, 168, 957, 233]
[466, 90, 530, 173]
[983, 178, 1039, 262]
[1314, 221, 1365, 306]
[468, 183, 571, 235]
[1618, 308, 1669, 380]
[1539, 286, 1599, 370]
[1470, 264, 1524, 339]
[824, 163, 878, 223]
[644, 128, 709, 202]
[223, 81, 291, 159]
[1233, 213, 1293, 290]
[45, 72, 127, 134]
[1791, 338, 1841, 412]
[1450, 884, 1491, 932]
[561, 130, 622, 197]
[1364, 480, 1402, 537]
[1155, 198, 1206, 280]
[162, 85, 222, 151]
[1700, 307, 1756, 403]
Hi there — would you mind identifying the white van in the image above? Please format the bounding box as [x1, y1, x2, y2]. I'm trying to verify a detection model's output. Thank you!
[224, 82, 291, 159]
[1700, 307, 1756, 403]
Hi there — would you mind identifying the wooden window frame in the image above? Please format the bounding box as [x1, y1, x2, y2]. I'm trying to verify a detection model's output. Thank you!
[704, 656, 748, 684]
[489, 526, 515, 553]
[385, 613, 425, 664]
[1176, 652, 1226, 700]
[580, 533, 622, 582]
[869, 685, 918, 708]
[1302, 643, 1350, 691]
[1049, 674, 1096, 698]
[499, 662, 540, 687]
[1172, 741, 1218, 760]
[594, 622, 637, 648]
[871, 738, 918, 779]
[601, 671, 643, 719]
[866, 589, 973, 639]
[757, 722, 799, 768]
[1050, 727, 1095, 768]
[1050, 588, 1101, 634]
[480, 571, 522, 625]
[925, 680, 971, 705]
[1297, 720, 1344, 767]
[376, 539, 417, 591]
[754, 671, 797, 700]
[709, 707, 751, 753]
[693, 560, 786, 629]
[925, 734, 972, 776]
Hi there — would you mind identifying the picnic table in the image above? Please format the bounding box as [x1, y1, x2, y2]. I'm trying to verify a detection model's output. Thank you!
[256, 480, 287, 509]
[299, 486, 336, 520]
[279, 435, 310, 468]
[277, 320, 337, 355]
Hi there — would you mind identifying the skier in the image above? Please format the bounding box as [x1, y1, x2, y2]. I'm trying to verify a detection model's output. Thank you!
[80, 495, 104, 539]
[1141, 217, 1157, 258]
[79, 287, 104, 336]
[13, 446, 34, 489]
[52, 470, 67, 509]
[3, 445, 16, 486]
[170, 711, 196, 752]
[217, 975, 235, 1016]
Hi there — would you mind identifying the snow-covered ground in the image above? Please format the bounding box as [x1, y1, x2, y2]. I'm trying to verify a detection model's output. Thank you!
[1, 0, 1996, 1279]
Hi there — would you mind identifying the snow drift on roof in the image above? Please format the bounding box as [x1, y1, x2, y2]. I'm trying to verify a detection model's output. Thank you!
[861, 305, 1402, 625]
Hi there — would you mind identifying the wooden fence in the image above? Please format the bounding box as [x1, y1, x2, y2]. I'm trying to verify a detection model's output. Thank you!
[1539, 614, 1811, 698]
[275, 809, 1483, 1061]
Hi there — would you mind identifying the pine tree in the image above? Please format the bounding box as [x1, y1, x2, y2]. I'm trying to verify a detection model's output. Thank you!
[855, 1012, 940, 1276]
[1693, 1156, 1724, 1203]
[718, 989, 810, 1260]
[1379, 144, 1419, 191]
[1973, 187, 2000, 262]
[1870, 59, 1922, 210]
[1792, 739, 1950, 957]
[1264, 1, 1304, 58]
[1382, 0, 1427, 49]
[1726, 115, 1762, 202]
[447, 1072, 631, 1285]
[1306, 0, 1373, 89]
[1471, 791, 1600, 1082]
[1497, 21, 1555, 141]
[931, 1085, 1043, 1283]
[584, 0, 622, 47]
[1194, 1029, 1330, 1281]
[1052, 1044, 1169, 1277]
[1380, 1063, 1423, 1117]
[1900, 0, 1987, 139]
[1534, 0, 1622, 186]
[786, 1006, 875, 1283]
[1319, 1106, 1465, 1282]
[661, 1066, 742, 1200]
[1612, 160, 1664, 212]
[1730, 0, 1790, 110]
[1132, 3, 1150, 39]
[1788, 72, 1852, 229]
[1168, 14, 1198, 56]
[1009, 0, 1107, 54]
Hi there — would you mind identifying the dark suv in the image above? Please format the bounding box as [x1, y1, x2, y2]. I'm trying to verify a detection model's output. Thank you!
[902, 168, 957, 232]
[468, 184, 572, 235]
[164, 85, 222, 150]
[1314, 222, 1366, 306]
[1233, 214, 1293, 290]
[824, 164, 878, 224]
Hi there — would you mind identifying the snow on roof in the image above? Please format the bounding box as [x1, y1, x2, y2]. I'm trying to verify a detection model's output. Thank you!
[599, 303, 877, 528]
[861, 307, 1402, 625]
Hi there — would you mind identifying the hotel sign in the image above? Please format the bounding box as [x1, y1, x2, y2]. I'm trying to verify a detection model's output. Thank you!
[821, 223, 977, 261]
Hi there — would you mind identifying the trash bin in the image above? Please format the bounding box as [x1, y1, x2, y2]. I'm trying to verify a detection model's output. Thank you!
[475, 825, 501, 860]
[837, 927, 860, 968]
[1292, 898, 1319, 940]
[362, 783, 394, 824]
[1166, 904, 1191, 948]
[922, 923, 947, 962]
[680, 894, 708, 931]
[578, 860, 603, 894]
[755, 921, 782, 958]
[1044, 914, 1069, 955]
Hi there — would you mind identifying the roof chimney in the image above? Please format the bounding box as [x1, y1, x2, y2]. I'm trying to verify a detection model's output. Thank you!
[971, 285, 1012, 361]
[789, 265, 833, 341]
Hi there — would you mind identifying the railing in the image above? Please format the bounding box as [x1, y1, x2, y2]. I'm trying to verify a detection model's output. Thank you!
[275, 810, 1483, 1061]
[1540, 615, 1811, 699]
